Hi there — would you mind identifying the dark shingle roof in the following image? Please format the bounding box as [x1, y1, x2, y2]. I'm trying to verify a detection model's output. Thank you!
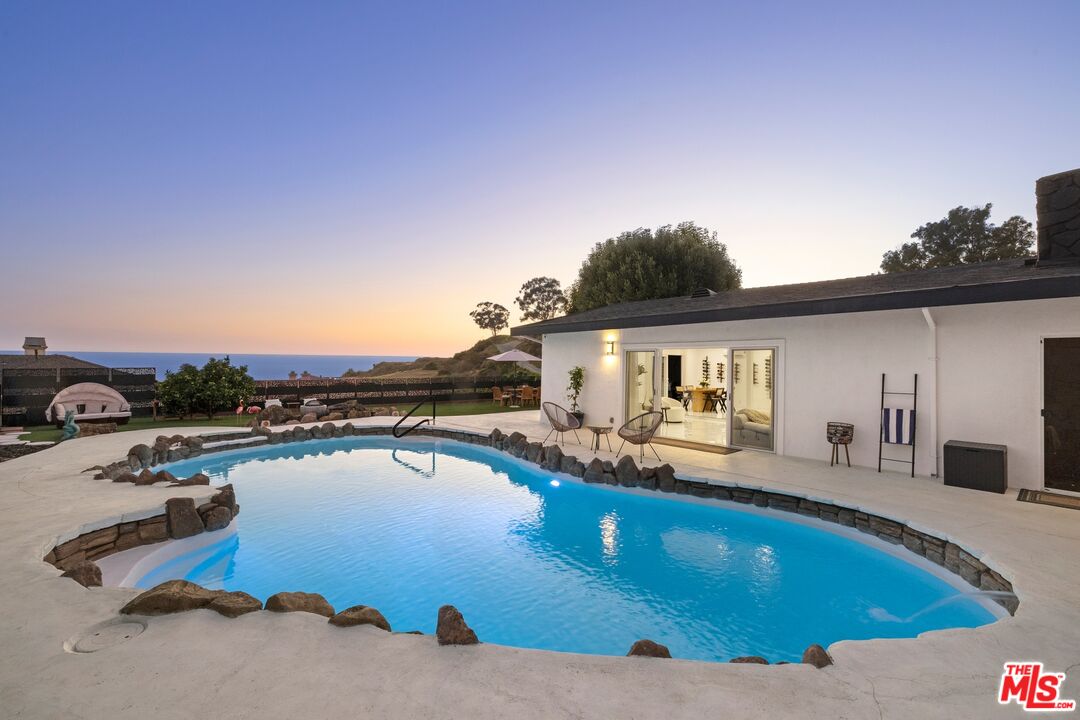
[513, 259, 1080, 335]
[0, 354, 105, 370]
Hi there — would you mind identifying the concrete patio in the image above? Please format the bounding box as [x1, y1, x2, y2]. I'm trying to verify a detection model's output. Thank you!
[0, 412, 1077, 719]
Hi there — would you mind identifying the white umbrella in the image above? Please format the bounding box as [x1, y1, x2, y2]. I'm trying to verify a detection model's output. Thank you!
[486, 349, 541, 363]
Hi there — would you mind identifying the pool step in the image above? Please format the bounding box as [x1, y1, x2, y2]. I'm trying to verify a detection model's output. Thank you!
[201, 436, 269, 452]
[198, 430, 257, 444]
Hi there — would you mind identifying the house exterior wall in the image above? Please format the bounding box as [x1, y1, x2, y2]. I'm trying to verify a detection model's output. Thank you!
[537, 296, 1080, 490]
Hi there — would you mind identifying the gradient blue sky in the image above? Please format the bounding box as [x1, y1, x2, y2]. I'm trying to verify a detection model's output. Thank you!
[2, 1, 1077, 355]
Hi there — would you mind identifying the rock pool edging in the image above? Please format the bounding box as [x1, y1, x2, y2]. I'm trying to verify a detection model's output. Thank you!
[87, 421, 1016, 614]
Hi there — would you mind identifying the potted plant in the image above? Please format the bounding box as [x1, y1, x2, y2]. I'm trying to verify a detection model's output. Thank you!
[566, 366, 585, 423]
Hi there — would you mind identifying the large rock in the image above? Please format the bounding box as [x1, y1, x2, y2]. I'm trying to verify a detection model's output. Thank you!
[211, 484, 238, 513]
[202, 505, 232, 531]
[61, 560, 102, 588]
[207, 591, 262, 618]
[120, 580, 220, 615]
[729, 656, 769, 664]
[435, 605, 478, 645]
[525, 442, 543, 463]
[128, 444, 153, 470]
[655, 464, 676, 492]
[627, 639, 671, 658]
[615, 455, 639, 487]
[166, 497, 205, 539]
[329, 605, 392, 631]
[802, 644, 833, 668]
[134, 468, 159, 486]
[582, 458, 606, 484]
[544, 444, 564, 471]
[113, 471, 138, 484]
[172, 472, 210, 487]
[300, 413, 317, 423]
[154, 470, 178, 485]
[264, 591, 335, 617]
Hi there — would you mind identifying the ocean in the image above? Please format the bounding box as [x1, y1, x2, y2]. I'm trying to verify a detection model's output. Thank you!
[0, 351, 417, 380]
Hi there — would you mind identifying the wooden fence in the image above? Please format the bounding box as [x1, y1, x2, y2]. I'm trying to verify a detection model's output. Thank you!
[252, 376, 538, 407]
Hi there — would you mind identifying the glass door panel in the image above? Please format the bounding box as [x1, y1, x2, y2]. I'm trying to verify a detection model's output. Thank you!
[626, 351, 657, 422]
[731, 348, 775, 451]
[1044, 338, 1080, 493]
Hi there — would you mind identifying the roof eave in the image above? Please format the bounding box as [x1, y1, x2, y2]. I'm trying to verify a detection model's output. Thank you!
[510, 275, 1080, 336]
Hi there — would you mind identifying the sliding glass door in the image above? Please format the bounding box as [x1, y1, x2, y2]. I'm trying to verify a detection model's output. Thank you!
[730, 348, 775, 451]
[626, 351, 657, 422]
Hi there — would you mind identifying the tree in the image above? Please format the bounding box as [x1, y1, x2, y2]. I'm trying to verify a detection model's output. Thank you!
[880, 204, 1034, 273]
[515, 277, 568, 321]
[470, 301, 510, 336]
[155, 357, 255, 420]
[156, 363, 202, 419]
[567, 222, 741, 313]
[198, 356, 256, 419]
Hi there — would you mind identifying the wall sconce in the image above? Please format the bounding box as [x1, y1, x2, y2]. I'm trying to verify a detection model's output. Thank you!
[604, 340, 615, 355]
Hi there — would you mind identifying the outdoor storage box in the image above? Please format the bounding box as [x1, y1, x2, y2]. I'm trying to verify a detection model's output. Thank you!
[943, 440, 1008, 494]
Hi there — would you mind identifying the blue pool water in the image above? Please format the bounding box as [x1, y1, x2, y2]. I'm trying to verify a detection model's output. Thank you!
[148, 437, 998, 662]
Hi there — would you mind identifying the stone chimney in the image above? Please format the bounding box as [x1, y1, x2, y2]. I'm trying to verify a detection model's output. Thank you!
[1036, 168, 1080, 264]
[22, 337, 47, 357]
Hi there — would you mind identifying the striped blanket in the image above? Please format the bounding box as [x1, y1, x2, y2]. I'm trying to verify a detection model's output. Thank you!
[882, 408, 915, 445]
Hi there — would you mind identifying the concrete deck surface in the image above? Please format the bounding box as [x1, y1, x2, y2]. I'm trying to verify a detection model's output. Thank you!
[0, 412, 1077, 719]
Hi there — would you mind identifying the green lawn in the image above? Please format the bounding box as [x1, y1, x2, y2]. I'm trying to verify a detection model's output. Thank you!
[18, 400, 532, 443]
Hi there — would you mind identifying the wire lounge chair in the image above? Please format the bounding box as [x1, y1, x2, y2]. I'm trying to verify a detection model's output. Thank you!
[542, 402, 582, 446]
[617, 411, 664, 462]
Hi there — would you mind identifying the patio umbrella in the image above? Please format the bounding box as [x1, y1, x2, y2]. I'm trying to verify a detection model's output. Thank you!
[486, 349, 542, 363]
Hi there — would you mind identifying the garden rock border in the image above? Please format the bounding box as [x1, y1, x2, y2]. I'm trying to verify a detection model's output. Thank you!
[44, 419, 1018, 667]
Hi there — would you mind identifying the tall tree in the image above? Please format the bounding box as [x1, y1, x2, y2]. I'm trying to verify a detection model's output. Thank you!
[515, 277, 568, 321]
[881, 204, 1034, 273]
[156, 357, 255, 419]
[470, 301, 510, 336]
[568, 222, 741, 313]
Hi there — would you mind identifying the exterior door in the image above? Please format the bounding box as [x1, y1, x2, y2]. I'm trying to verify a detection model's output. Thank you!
[626, 351, 658, 422]
[1044, 338, 1080, 493]
[730, 348, 776, 451]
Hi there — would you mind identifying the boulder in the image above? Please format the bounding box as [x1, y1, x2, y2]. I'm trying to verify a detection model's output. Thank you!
[120, 579, 220, 615]
[172, 472, 210, 487]
[60, 560, 102, 588]
[113, 471, 138, 484]
[285, 419, 300, 426]
[324, 412, 344, 422]
[207, 591, 263, 618]
[134, 469, 159, 486]
[203, 506, 232, 531]
[615, 455, 639, 487]
[321, 422, 336, 436]
[435, 604, 478, 645]
[166, 497, 205, 539]
[569, 461, 586, 477]
[489, 428, 503, 444]
[627, 639, 671, 658]
[264, 591, 335, 617]
[801, 644, 833, 668]
[128, 443, 153, 469]
[506, 431, 526, 447]
[525, 442, 543, 463]
[583, 458, 606, 484]
[329, 605, 392, 631]
[300, 413, 317, 424]
[655, 464, 676, 492]
[341, 423, 354, 436]
[729, 656, 769, 664]
[154, 470, 178, 485]
[184, 436, 205, 451]
[211, 484, 237, 513]
[544, 444, 564, 472]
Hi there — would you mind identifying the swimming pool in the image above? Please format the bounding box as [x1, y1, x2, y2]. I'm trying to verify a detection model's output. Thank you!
[143, 436, 998, 662]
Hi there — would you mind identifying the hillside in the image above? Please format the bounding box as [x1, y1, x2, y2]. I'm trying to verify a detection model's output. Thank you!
[345, 335, 541, 380]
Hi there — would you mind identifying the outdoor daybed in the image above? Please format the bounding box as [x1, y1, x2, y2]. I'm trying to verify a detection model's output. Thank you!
[45, 383, 132, 426]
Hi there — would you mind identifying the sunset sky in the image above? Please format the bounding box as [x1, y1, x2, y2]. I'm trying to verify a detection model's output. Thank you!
[2, 1, 1077, 356]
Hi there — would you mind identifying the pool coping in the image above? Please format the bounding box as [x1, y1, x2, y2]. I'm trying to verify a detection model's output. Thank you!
[2, 416, 1078, 719]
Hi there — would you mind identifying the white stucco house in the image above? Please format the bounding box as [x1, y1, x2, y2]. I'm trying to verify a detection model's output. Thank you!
[514, 168, 1080, 493]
